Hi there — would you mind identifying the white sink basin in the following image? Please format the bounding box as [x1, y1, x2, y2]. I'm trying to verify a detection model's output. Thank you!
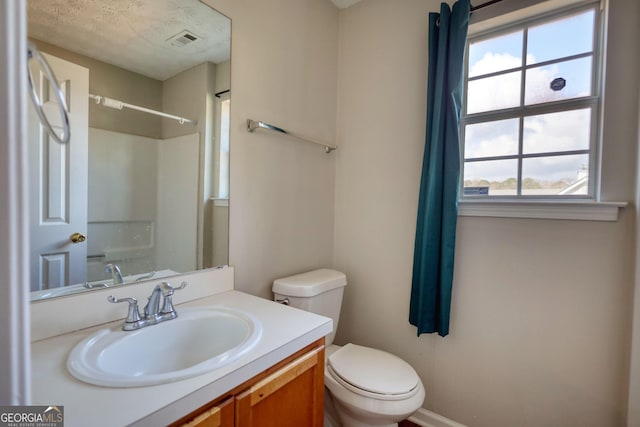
[67, 306, 262, 387]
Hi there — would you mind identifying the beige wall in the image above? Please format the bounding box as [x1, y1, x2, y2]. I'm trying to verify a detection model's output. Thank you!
[629, 85, 640, 427]
[333, 1, 638, 427]
[215, 60, 231, 93]
[161, 62, 214, 140]
[203, 0, 339, 299]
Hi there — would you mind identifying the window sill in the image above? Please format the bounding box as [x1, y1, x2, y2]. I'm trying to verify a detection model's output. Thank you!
[458, 200, 627, 221]
[211, 198, 229, 207]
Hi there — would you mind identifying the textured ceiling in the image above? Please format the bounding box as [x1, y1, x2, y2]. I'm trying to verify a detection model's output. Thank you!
[27, 0, 230, 81]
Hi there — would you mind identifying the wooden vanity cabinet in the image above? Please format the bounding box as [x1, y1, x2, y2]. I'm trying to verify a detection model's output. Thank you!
[172, 338, 325, 427]
[179, 397, 234, 427]
[235, 341, 324, 427]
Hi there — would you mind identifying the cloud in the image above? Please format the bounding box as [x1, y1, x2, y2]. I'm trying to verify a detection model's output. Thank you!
[464, 158, 516, 182]
[469, 52, 521, 76]
[464, 52, 591, 187]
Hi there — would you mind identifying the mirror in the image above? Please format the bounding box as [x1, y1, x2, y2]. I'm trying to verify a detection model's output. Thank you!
[27, 0, 231, 301]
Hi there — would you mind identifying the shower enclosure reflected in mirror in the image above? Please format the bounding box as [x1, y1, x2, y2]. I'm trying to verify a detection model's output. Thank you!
[27, 0, 231, 301]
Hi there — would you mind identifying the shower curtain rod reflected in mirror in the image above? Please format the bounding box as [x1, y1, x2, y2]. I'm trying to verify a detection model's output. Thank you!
[89, 94, 197, 125]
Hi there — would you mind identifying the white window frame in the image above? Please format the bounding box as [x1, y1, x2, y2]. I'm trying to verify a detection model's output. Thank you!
[457, 0, 625, 220]
[214, 92, 230, 206]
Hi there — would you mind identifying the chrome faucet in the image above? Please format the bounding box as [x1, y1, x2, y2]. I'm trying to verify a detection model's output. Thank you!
[108, 281, 187, 331]
[104, 263, 124, 285]
[144, 282, 183, 319]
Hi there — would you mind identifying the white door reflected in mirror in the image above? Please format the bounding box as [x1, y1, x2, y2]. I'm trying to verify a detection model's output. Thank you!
[28, 53, 89, 292]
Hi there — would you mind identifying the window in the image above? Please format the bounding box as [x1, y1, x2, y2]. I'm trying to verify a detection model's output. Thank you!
[217, 96, 230, 200]
[461, 2, 602, 199]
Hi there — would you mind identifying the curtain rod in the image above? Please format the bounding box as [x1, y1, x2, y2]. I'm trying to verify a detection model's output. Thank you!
[88, 94, 197, 125]
[471, 0, 504, 12]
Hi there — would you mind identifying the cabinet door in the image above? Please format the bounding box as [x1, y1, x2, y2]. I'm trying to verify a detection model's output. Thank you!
[235, 346, 324, 427]
[179, 396, 234, 427]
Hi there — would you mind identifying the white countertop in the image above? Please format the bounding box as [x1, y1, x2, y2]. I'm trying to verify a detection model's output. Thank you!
[31, 290, 332, 427]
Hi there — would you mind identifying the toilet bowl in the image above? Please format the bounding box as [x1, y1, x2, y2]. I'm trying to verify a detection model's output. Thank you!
[325, 343, 425, 427]
[273, 269, 425, 427]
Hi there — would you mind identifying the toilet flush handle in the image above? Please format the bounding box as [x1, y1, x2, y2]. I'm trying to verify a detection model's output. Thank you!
[275, 297, 290, 305]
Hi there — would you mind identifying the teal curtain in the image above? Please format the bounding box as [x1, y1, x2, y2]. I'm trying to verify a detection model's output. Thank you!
[410, 0, 470, 337]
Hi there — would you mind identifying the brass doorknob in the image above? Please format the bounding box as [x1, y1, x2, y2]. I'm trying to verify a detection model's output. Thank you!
[70, 232, 86, 243]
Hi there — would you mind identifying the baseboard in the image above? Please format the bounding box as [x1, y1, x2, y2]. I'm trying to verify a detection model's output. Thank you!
[407, 408, 467, 427]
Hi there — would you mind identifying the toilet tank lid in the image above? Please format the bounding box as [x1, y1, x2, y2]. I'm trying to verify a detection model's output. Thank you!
[272, 269, 346, 297]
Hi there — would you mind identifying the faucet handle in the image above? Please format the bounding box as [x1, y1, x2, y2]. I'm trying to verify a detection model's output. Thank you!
[159, 281, 187, 295]
[108, 295, 142, 324]
[160, 281, 187, 315]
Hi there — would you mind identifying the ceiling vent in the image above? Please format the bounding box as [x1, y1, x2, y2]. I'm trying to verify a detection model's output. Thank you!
[167, 30, 202, 48]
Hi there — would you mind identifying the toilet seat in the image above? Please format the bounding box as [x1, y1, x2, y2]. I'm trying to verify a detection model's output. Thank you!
[327, 343, 421, 401]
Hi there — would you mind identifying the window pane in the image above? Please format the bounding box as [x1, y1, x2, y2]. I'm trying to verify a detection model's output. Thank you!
[467, 71, 521, 114]
[468, 30, 523, 78]
[524, 57, 592, 105]
[523, 108, 591, 154]
[218, 99, 230, 199]
[464, 118, 519, 158]
[527, 9, 594, 65]
[464, 159, 518, 196]
[521, 154, 589, 195]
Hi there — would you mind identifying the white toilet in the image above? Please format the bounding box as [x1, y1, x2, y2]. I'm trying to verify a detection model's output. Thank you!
[273, 269, 425, 427]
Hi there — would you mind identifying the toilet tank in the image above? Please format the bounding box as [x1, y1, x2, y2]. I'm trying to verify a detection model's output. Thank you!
[272, 269, 346, 346]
